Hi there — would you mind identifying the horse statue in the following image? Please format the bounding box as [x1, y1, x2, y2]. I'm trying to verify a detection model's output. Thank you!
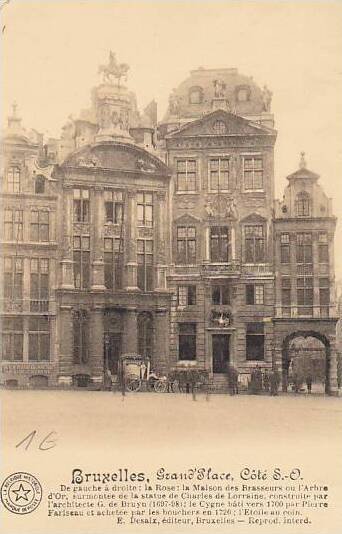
[98, 51, 130, 86]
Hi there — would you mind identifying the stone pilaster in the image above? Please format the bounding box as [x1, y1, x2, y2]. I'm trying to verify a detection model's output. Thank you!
[329, 341, 338, 395]
[122, 307, 138, 354]
[92, 186, 105, 290]
[60, 185, 74, 289]
[125, 189, 138, 290]
[89, 307, 104, 383]
[154, 308, 169, 374]
[155, 191, 168, 291]
[58, 305, 73, 385]
[312, 232, 320, 317]
[290, 233, 297, 317]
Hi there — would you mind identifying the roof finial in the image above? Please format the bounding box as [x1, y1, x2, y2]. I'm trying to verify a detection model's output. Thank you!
[300, 151, 306, 169]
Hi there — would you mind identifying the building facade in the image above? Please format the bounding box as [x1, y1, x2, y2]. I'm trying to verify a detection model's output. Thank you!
[0, 56, 339, 393]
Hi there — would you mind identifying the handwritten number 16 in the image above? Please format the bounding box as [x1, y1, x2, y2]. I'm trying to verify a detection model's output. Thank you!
[16, 430, 57, 451]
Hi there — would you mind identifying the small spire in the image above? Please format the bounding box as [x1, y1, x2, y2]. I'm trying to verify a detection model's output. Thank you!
[299, 151, 306, 169]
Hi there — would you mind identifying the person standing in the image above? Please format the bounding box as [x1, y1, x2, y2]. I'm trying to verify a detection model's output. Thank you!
[263, 369, 270, 393]
[306, 374, 313, 394]
[270, 369, 280, 396]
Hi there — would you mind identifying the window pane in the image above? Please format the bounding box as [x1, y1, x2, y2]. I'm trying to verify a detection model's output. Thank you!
[246, 284, 255, 305]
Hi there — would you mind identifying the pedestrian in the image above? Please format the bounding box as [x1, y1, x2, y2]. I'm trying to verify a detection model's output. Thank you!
[227, 365, 239, 395]
[270, 369, 280, 396]
[306, 374, 313, 394]
[263, 369, 270, 393]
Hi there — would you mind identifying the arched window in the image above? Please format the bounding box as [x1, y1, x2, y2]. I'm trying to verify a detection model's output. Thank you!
[296, 192, 311, 217]
[6, 167, 21, 193]
[138, 312, 153, 359]
[35, 175, 45, 194]
[189, 86, 203, 105]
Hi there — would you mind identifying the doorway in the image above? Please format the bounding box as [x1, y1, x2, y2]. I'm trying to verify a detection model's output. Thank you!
[105, 333, 122, 375]
[212, 334, 230, 373]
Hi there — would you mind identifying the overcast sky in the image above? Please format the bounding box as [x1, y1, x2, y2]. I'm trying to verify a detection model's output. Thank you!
[2, 0, 342, 276]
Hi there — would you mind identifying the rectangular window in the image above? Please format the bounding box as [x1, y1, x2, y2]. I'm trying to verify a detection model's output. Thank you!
[176, 159, 197, 192]
[177, 226, 196, 264]
[73, 311, 88, 364]
[280, 233, 290, 264]
[6, 167, 21, 193]
[104, 238, 123, 290]
[209, 158, 230, 191]
[73, 188, 90, 222]
[28, 316, 50, 361]
[73, 236, 90, 289]
[297, 277, 313, 316]
[243, 157, 263, 190]
[178, 323, 196, 361]
[3, 257, 23, 307]
[281, 278, 291, 317]
[296, 233, 312, 264]
[246, 284, 264, 305]
[245, 225, 265, 263]
[4, 209, 23, 241]
[210, 226, 229, 262]
[212, 285, 230, 305]
[319, 277, 330, 317]
[137, 192, 153, 227]
[104, 190, 123, 224]
[178, 286, 197, 307]
[1, 318, 23, 361]
[318, 233, 329, 263]
[137, 240, 153, 291]
[30, 258, 49, 312]
[246, 323, 264, 361]
[30, 210, 49, 242]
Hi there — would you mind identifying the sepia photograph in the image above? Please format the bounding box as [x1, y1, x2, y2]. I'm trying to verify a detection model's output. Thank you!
[1, 1, 342, 533]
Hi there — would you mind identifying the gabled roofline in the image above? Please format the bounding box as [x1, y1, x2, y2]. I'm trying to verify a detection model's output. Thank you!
[165, 109, 277, 139]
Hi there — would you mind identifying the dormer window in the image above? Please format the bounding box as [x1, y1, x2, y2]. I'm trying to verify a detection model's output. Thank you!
[189, 86, 203, 105]
[6, 167, 21, 193]
[296, 192, 311, 217]
[235, 85, 251, 102]
[35, 175, 46, 194]
[213, 120, 227, 135]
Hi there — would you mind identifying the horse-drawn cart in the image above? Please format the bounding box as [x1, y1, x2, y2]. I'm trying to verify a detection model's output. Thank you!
[119, 354, 168, 393]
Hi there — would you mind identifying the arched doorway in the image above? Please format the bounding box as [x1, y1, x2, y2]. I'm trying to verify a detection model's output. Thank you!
[138, 312, 153, 360]
[282, 331, 330, 394]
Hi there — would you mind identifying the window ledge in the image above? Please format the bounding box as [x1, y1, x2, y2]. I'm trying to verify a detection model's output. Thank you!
[175, 191, 200, 195]
[243, 189, 265, 193]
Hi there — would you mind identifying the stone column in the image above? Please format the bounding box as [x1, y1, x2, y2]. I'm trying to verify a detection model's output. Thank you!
[312, 232, 320, 318]
[92, 186, 105, 290]
[329, 340, 338, 395]
[155, 191, 168, 291]
[231, 226, 236, 260]
[89, 307, 104, 384]
[290, 233, 297, 317]
[125, 190, 138, 290]
[122, 307, 138, 354]
[154, 308, 169, 374]
[58, 305, 73, 385]
[60, 185, 74, 289]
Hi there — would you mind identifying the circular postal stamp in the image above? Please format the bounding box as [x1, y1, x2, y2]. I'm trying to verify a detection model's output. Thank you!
[1, 472, 42, 514]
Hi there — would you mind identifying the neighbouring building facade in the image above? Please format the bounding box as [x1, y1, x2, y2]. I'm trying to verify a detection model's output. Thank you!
[0, 55, 339, 393]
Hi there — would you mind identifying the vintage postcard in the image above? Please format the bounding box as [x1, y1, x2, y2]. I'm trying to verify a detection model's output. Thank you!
[1, 1, 342, 533]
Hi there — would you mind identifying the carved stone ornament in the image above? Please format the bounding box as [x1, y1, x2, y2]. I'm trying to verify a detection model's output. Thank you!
[104, 225, 122, 237]
[204, 196, 238, 219]
[78, 155, 100, 168]
[136, 158, 157, 173]
[177, 198, 196, 210]
[73, 223, 90, 233]
[211, 310, 232, 327]
[138, 227, 153, 238]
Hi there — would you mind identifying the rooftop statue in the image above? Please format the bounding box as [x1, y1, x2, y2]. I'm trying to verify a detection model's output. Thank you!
[262, 85, 273, 112]
[213, 79, 226, 98]
[98, 51, 130, 86]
